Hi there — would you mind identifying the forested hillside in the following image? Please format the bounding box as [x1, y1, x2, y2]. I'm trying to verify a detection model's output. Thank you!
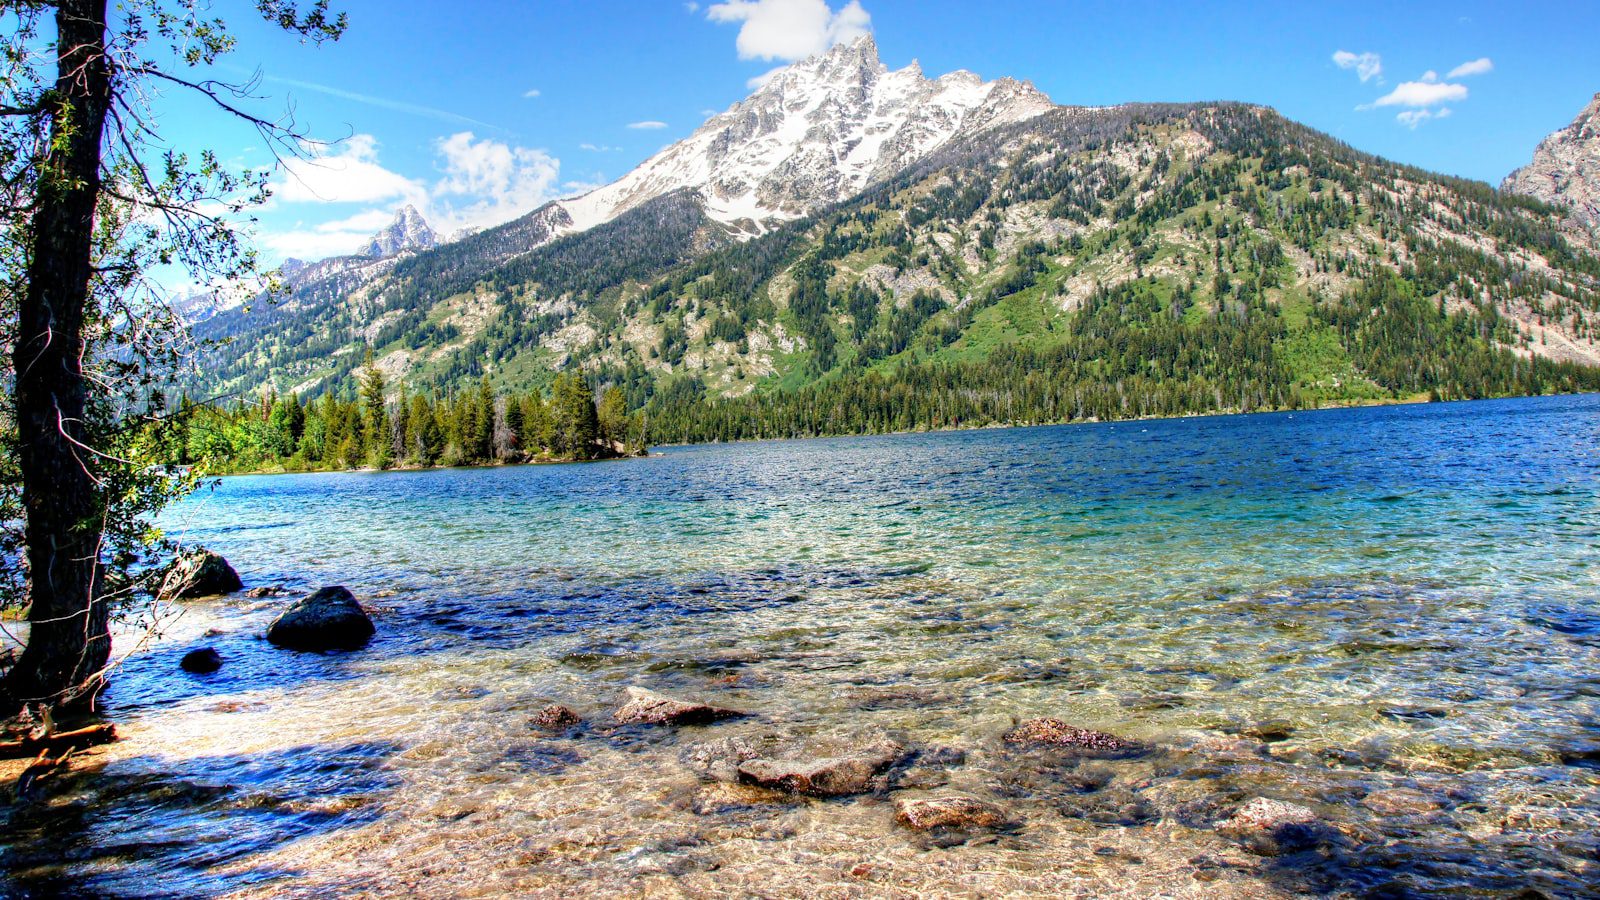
[190, 102, 1600, 448]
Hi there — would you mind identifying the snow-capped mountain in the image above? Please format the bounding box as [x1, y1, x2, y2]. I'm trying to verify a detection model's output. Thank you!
[553, 34, 1054, 236]
[1503, 92, 1600, 235]
[359, 205, 440, 258]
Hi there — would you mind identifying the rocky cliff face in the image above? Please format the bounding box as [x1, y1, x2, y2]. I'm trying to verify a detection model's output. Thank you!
[1503, 92, 1600, 234]
[552, 35, 1054, 236]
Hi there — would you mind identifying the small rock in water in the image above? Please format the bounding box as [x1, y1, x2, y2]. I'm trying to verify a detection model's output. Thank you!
[531, 704, 581, 730]
[1003, 718, 1144, 757]
[1217, 797, 1328, 855]
[612, 687, 745, 726]
[161, 550, 243, 599]
[737, 738, 907, 797]
[265, 586, 375, 651]
[689, 781, 793, 815]
[243, 585, 287, 599]
[894, 795, 1010, 831]
[180, 647, 223, 674]
[1240, 720, 1295, 743]
[1361, 787, 1444, 816]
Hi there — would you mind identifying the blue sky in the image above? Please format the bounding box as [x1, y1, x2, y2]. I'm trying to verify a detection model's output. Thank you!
[160, 0, 1600, 266]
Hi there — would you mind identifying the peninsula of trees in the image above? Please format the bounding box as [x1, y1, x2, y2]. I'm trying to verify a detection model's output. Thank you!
[169, 362, 642, 474]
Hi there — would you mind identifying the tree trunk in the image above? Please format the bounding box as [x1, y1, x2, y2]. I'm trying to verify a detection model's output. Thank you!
[1, 0, 113, 714]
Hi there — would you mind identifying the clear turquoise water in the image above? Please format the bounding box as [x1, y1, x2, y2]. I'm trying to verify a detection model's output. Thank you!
[4, 396, 1599, 897]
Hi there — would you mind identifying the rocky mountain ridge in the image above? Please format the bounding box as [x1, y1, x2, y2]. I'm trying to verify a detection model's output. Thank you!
[1503, 92, 1600, 234]
[552, 35, 1054, 237]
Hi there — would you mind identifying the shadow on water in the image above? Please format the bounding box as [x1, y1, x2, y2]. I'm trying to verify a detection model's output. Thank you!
[0, 740, 402, 899]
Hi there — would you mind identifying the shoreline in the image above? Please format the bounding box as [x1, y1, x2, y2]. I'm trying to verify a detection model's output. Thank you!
[645, 388, 1597, 450]
[209, 449, 647, 478]
[208, 390, 1597, 473]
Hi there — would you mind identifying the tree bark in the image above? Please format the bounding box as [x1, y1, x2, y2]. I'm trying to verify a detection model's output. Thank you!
[1, 0, 113, 714]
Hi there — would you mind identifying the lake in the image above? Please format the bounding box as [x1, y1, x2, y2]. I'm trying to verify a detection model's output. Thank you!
[4, 395, 1599, 897]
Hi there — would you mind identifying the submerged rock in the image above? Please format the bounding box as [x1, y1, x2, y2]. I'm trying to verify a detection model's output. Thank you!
[682, 733, 789, 782]
[1217, 797, 1328, 855]
[1240, 720, 1295, 743]
[688, 781, 793, 815]
[265, 586, 375, 651]
[180, 647, 223, 674]
[737, 737, 907, 797]
[243, 585, 288, 599]
[894, 795, 1010, 831]
[1003, 718, 1144, 757]
[612, 687, 745, 726]
[531, 704, 581, 731]
[1361, 787, 1444, 816]
[161, 550, 243, 599]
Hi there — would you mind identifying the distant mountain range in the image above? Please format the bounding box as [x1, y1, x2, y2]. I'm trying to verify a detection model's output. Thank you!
[186, 39, 1600, 440]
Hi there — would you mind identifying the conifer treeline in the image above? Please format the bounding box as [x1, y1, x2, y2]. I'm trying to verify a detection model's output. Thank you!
[167, 361, 640, 474]
[639, 272, 1600, 444]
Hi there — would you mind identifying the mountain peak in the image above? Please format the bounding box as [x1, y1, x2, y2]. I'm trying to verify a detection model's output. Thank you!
[360, 205, 440, 258]
[552, 37, 1054, 236]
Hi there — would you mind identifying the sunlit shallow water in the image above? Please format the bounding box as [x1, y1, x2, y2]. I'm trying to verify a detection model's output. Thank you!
[4, 396, 1600, 898]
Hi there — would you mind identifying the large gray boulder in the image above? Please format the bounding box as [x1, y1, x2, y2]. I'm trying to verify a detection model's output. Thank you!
[161, 550, 243, 599]
[265, 586, 375, 651]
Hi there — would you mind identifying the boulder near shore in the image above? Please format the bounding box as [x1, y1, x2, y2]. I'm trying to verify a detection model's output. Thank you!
[265, 587, 375, 651]
[161, 550, 243, 600]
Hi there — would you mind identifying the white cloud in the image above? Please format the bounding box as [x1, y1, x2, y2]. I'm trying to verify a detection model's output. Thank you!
[685, 1, 700, 10]
[272, 135, 428, 207]
[432, 131, 563, 231]
[1371, 80, 1468, 108]
[579, 143, 621, 152]
[1420, 70, 1439, 83]
[523, 88, 542, 98]
[1332, 50, 1382, 83]
[747, 65, 789, 89]
[706, 0, 872, 62]
[262, 131, 573, 259]
[1397, 107, 1452, 129]
[627, 120, 668, 129]
[1447, 57, 1493, 78]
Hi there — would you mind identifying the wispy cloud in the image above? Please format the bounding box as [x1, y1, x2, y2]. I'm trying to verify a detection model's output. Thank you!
[523, 88, 542, 99]
[1370, 80, 1468, 108]
[1332, 50, 1382, 83]
[263, 73, 501, 131]
[580, 143, 621, 152]
[1397, 107, 1451, 129]
[1447, 57, 1493, 78]
[627, 120, 669, 130]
